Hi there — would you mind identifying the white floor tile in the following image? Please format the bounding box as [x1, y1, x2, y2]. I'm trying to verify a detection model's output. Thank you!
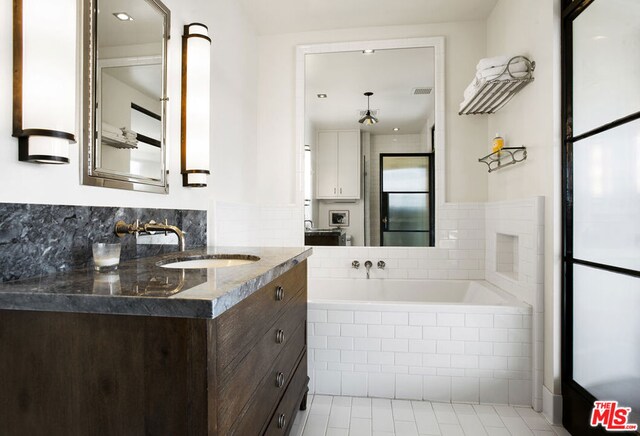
[299, 395, 571, 436]
[395, 420, 419, 436]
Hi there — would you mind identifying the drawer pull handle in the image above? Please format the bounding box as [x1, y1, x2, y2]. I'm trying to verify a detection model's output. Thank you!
[276, 329, 285, 344]
[275, 286, 285, 301]
[278, 413, 286, 429]
[276, 372, 285, 387]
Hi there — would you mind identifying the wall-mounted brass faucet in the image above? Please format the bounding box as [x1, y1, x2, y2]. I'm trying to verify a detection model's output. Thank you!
[114, 219, 186, 251]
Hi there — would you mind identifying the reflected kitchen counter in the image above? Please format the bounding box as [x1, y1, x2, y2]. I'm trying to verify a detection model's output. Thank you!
[0, 246, 312, 319]
[304, 228, 346, 246]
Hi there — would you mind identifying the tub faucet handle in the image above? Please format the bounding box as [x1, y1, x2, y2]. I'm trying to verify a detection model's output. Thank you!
[377, 260, 386, 269]
[351, 260, 360, 269]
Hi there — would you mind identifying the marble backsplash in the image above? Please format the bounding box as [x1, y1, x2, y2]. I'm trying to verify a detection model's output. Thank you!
[0, 203, 207, 282]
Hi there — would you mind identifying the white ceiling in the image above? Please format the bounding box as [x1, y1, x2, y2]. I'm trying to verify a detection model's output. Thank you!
[98, 0, 165, 48]
[238, 0, 498, 35]
[305, 48, 435, 134]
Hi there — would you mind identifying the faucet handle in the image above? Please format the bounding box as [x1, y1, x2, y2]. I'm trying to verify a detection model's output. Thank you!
[351, 260, 360, 269]
[364, 260, 372, 268]
[377, 260, 386, 270]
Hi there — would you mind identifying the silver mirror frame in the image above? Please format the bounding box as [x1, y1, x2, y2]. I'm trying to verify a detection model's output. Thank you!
[81, 0, 171, 194]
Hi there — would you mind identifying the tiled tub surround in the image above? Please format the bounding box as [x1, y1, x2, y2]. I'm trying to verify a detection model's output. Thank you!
[307, 279, 533, 407]
[0, 203, 207, 282]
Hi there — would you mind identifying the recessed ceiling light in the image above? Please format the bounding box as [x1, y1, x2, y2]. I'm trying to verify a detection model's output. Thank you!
[317, 93, 327, 99]
[393, 127, 399, 132]
[593, 35, 607, 40]
[362, 49, 375, 55]
[113, 12, 134, 21]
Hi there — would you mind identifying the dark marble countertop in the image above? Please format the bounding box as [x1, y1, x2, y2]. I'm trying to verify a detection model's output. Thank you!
[0, 246, 312, 319]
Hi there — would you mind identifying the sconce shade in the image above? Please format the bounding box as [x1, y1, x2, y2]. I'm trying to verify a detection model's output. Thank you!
[181, 23, 211, 187]
[13, 0, 77, 164]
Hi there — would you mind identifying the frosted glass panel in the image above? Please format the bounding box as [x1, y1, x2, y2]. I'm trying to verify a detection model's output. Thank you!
[382, 156, 428, 192]
[573, 265, 640, 423]
[383, 232, 429, 247]
[572, 0, 640, 136]
[573, 119, 640, 270]
[388, 194, 428, 231]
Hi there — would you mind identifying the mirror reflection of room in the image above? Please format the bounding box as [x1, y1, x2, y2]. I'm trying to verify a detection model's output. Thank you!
[304, 48, 435, 247]
[96, 0, 164, 181]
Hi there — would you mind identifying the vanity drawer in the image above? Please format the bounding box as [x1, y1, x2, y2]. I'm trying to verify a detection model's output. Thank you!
[226, 322, 307, 436]
[264, 352, 308, 436]
[216, 261, 307, 372]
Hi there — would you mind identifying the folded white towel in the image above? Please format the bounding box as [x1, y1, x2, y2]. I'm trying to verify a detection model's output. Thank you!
[476, 60, 528, 80]
[476, 55, 513, 71]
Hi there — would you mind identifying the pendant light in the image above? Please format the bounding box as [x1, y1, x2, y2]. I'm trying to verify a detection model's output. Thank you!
[358, 92, 378, 125]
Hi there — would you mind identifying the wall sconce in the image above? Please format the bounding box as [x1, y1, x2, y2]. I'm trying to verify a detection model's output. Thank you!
[181, 23, 211, 187]
[12, 0, 77, 164]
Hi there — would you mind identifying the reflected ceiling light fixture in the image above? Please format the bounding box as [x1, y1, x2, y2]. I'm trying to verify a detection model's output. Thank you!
[393, 127, 399, 132]
[317, 93, 327, 99]
[358, 92, 378, 125]
[181, 23, 212, 187]
[12, 0, 77, 164]
[362, 49, 375, 55]
[113, 12, 134, 21]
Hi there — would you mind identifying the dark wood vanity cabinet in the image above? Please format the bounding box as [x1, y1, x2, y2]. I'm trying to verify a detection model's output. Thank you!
[0, 261, 308, 436]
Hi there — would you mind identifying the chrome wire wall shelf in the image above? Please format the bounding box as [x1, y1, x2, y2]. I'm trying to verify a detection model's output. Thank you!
[479, 146, 527, 173]
[459, 56, 535, 115]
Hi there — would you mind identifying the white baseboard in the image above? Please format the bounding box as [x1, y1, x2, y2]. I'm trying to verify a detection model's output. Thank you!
[542, 385, 563, 425]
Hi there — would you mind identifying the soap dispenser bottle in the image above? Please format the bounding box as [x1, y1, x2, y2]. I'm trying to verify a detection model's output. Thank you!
[492, 133, 504, 153]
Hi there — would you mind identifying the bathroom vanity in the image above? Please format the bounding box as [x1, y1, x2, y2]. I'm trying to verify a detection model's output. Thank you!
[0, 247, 311, 436]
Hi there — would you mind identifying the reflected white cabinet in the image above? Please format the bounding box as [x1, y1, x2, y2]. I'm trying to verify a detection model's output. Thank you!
[316, 130, 361, 199]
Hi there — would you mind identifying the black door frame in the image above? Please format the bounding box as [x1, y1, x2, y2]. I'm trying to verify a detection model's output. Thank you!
[379, 153, 435, 247]
[561, 1, 640, 434]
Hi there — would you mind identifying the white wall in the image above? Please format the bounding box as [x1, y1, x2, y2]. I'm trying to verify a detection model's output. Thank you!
[255, 21, 489, 206]
[0, 0, 258, 220]
[485, 0, 562, 395]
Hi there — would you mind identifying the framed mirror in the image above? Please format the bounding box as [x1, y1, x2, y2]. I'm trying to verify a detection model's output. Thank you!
[82, 0, 170, 193]
[299, 40, 443, 248]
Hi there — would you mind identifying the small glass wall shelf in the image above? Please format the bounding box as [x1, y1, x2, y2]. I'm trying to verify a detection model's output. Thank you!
[478, 146, 527, 173]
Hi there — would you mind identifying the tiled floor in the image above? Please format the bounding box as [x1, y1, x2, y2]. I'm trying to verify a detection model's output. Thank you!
[290, 395, 572, 436]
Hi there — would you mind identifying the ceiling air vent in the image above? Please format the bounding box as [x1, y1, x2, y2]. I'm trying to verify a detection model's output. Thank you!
[358, 109, 379, 117]
[412, 87, 433, 95]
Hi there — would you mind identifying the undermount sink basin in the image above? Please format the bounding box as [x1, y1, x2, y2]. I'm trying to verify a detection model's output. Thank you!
[157, 254, 260, 269]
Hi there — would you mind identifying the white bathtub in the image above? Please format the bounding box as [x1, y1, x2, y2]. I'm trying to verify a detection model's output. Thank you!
[307, 278, 533, 406]
[309, 278, 529, 311]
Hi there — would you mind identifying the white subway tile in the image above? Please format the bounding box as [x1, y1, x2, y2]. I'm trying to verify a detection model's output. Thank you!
[423, 375, 451, 402]
[451, 327, 479, 341]
[495, 314, 522, 328]
[396, 374, 423, 400]
[451, 377, 479, 403]
[451, 355, 479, 369]
[437, 341, 465, 355]
[465, 313, 493, 328]
[354, 337, 381, 351]
[381, 339, 409, 352]
[423, 326, 451, 340]
[409, 339, 436, 353]
[341, 324, 368, 337]
[355, 364, 381, 373]
[479, 378, 509, 406]
[341, 372, 368, 397]
[508, 329, 531, 343]
[409, 366, 437, 376]
[479, 328, 508, 343]
[396, 325, 423, 339]
[368, 325, 395, 338]
[368, 351, 394, 365]
[464, 342, 493, 356]
[369, 373, 396, 398]
[314, 370, 341, 395]
[395, 352, 422, 366]
[437, 368, 465, 377]
[328, 362, 354, 372]
[493, 343, 525, 357]
[509, 379, 532, 406]
[381, 365, 409, 374]
[479, 356, 508, 370]
[315, 349, 341, 362]
[341, 350, 368, 364]
[315, 323, 341, 336]
[328, 310, 354, 324]
[308, 309, 328, 323]
[437, 313, 465, 327]
[382, 312, 409, 325]
[424, 354, 451, 368]
[508, 356, 531, 371]
[327, 336, 353, 350]
[409, 312, 437, 326]
[309, 336, 328, 349]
